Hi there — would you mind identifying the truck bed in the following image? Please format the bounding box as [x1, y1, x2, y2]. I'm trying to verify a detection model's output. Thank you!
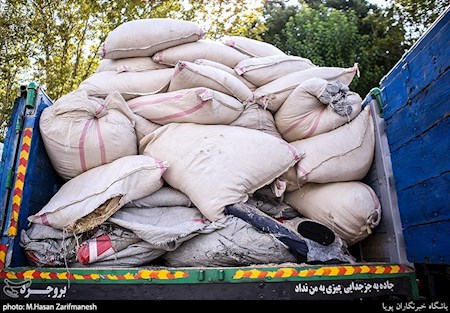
[0, 83, 418, 300]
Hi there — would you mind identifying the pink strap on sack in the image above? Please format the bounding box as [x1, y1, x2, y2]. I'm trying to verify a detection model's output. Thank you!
[172, 61, 187, 78]
[94, 119, 107, 165]
[297, 166, 309, 181]
[192, 218, 207, 224]
[79, 118, 93, 172]
[227, 39, 236, 48]
[100, 43, 107, 59]
[234, 66, 246, 75]
[129, 91, 192, 109]
[155, 159, 167, 176]
[39, 213, 51, 226]
[197, 28, 206, 39]
[286, 143, 301, 162]
[304, 109, 325, 138]
[150, 100, 209, 123]
[281, 114, 309, 137]
[94, 104, 107, 117]
[153, 51, 163, 63]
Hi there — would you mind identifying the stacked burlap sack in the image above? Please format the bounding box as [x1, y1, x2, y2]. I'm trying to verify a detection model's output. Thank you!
[21, 18, 380, 267]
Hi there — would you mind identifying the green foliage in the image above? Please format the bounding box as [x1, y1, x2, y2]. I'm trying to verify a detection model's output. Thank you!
[261, 0, 299, 44]
[281, 5, 360, 67]
[356, 6, 407, 94]
[303, 0, 377, 17]
[186, 0, 266, 40]
[0, 0, 33, 139]
[262, 1, 409, 96]
[390, 0, 447, 43]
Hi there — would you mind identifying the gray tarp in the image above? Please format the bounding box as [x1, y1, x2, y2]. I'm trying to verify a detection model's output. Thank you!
[21, 205, 224, 267]
[163, 216, 297, 267]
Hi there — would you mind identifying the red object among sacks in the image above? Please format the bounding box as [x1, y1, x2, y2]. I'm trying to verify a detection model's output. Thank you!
[77, 234, 115, 265]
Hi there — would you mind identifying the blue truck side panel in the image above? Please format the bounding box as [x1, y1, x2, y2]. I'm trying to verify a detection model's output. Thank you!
[384, 69, 450, 153]
[403, 221, 450, 264]
[0, 88, 63, 266]
[0, 97, 26, 231]
[380, 9, 450, 264]
[381, 11, 449, 122]
[397, 172, 450, 228]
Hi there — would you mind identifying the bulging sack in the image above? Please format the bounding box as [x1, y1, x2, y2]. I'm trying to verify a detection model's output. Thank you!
[235, 55, 315, 87]
[132, 113, 161, 143]
[140, 123, 300, 221]
[168, 61, 254, 104]
[284, 181, 382, 245]
[283, 106, 375, 187]
[254, 64, 359, 112]
[230, 103, 281, 138]
[124, 187, 191, 209]
[39, 90, 138, 180]
[275, 78, 362, 142]
[128, 88, 244, 125]
[78, 69, 174, 100]
[222, 36, 286, 57]
[96, 57, 168, 73]
[195, 59, 256, 91]
[100, 18, 204, 59]
[153, 40, 250, 68]
[28, 155, 168, 231]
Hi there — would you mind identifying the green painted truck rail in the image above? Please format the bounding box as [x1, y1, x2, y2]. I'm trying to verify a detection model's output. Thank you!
[0, 264, 414, 282]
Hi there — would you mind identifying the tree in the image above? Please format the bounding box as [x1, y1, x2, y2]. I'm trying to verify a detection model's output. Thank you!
[280, 5, 360, 67]
[261, 0, 299, 44]
[0, 0, 34, 140]
[356, 6, 406, 94]
[185, 0, 266, 40]
[261, 1, 408, 96]
[390, 0, 447, 43]
[303, 0, 378, 17]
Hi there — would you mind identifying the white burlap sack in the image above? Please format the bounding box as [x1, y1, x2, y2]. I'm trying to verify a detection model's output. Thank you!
[140, 123, 300, 221]
[78, 68, 174, 100]
[132, 113, 161, 142]
[127, 87, 244, 125]
[230, 103, 281, 138]
[284, 181, 382, 245]
[96, 57, 168, 73]
[168, 61, 254, 103]
[152, 40, 250, 68]
[103, 91, 161, 143]
[124, 187, 191, 208]
[28, 155, 168, 231]
[275, 78, 362, 142]
[235, 55, 315, 87]
[280, 167, 300, 192]
[283, 106, 374, 187]
[222, 36, 286, 57]
[40, 90, 138, 180]
[98, 91, 160, 142]
[195, 59, 256, 90]
[100, 18, 204, 59]
[254, 64, 359, 112]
